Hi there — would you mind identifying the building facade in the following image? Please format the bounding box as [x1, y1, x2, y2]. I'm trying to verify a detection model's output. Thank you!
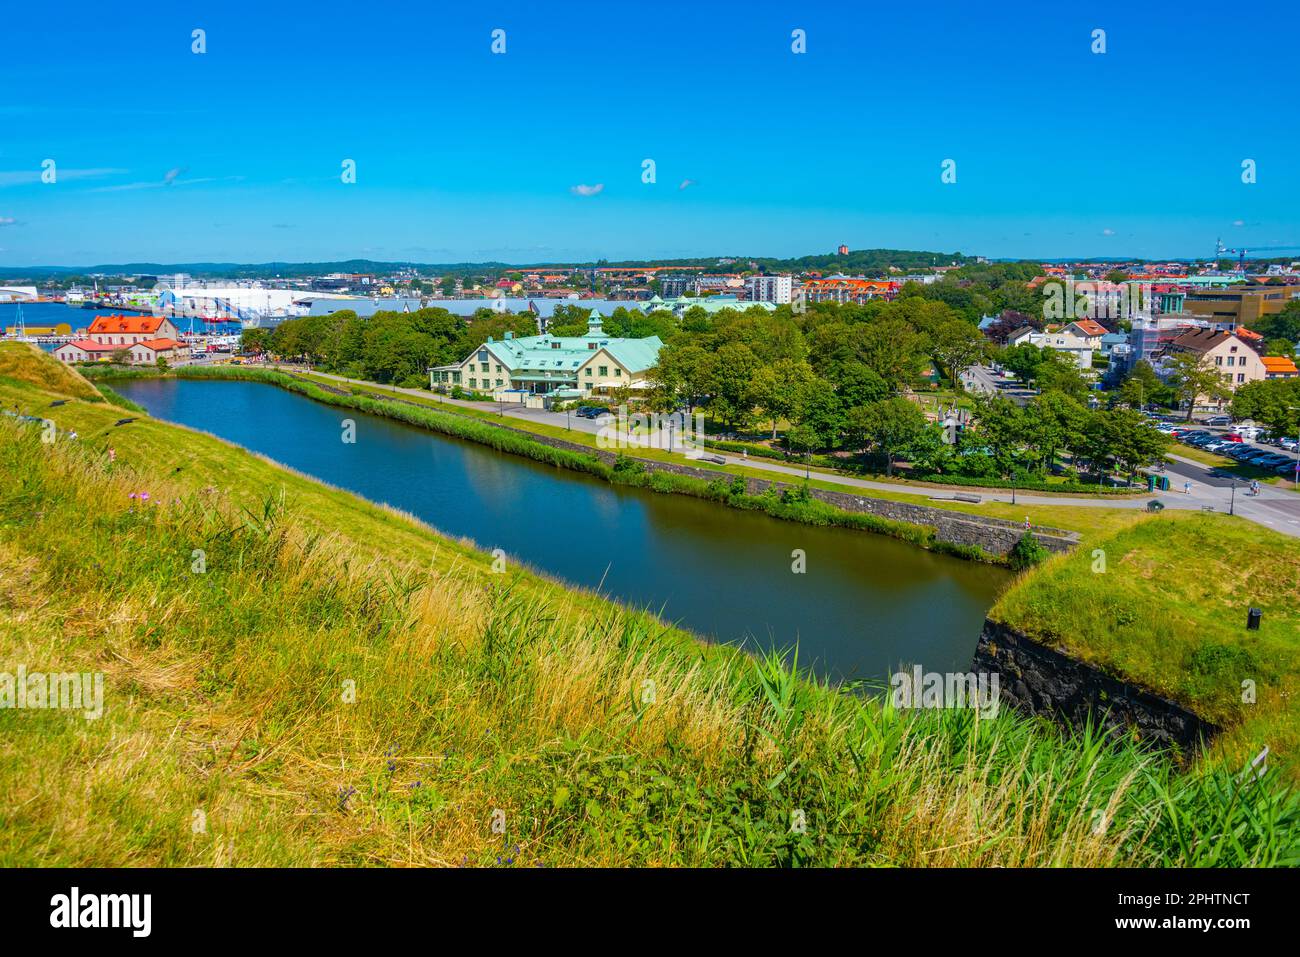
[53, 315, 186, 365]
[1184, 284, 1300, 326]
[1159, 328, 1265, 408]
[744, 275, 793, 304]
[429, 311, 662, 398]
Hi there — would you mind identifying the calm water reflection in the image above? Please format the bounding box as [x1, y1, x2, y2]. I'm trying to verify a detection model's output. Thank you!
[116, 378, 1008, 681]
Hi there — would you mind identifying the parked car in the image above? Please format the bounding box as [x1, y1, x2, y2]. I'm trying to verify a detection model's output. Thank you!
[575, 406, 608, 419]
[1251, 455, 1292, 469]
[1205, 415, 1233, 426]
[1240, 452, 1280, 466]
[1275, 462, 1300, 478]
[1279, 438, 1299, 451]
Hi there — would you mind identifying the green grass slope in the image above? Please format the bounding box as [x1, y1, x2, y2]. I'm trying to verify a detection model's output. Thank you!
[0, 341, 101, 402]
[992, 514, 1300, 778]
[0, 351, 1296, 866]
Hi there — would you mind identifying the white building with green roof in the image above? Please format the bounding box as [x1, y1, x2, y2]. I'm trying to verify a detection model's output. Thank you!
[429, 310, 663, 399]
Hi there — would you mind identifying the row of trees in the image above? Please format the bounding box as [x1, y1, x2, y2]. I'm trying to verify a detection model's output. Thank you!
[1232, 376, 1300, 436]
[243, 307, 538, 387]
[833, 393, 1168, 483]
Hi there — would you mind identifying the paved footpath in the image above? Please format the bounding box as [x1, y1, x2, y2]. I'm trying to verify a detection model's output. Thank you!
[281, 367, 1300, 538]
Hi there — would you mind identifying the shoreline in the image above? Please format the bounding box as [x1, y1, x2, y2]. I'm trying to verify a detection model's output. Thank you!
[91, 364, 1082, 565]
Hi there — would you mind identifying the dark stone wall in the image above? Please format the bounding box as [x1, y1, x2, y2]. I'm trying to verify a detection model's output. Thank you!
[973, 619, 1220, 755]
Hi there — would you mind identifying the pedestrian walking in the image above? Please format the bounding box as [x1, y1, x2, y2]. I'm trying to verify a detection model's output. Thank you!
[1184, 481, 1192, 495]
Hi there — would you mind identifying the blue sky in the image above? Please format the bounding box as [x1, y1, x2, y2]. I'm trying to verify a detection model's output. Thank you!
[1, 0, 1296, 266]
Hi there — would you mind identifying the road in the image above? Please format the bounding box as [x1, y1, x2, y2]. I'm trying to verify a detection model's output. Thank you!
[276, 367, 1300, 537]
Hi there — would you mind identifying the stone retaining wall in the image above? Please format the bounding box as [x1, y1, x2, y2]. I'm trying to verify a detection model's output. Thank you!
[973, 619, 1220, 754]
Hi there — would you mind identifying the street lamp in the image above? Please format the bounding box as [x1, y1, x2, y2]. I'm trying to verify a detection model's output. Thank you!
[1230, 478, 1238, 516]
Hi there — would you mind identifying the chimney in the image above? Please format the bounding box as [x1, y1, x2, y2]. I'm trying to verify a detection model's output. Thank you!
[504, 331, 513, 340]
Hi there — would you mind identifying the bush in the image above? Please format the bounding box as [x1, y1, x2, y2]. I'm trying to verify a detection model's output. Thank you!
[1007, 532, 1051, 572]
[612, 453, 646, 476]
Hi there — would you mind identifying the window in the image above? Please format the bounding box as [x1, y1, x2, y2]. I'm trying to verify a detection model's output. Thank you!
[585, 368, 592, 377]
[1237, 373, 1245, 383]
[480, 363, 489, 373]
[598, 366, 608, 377]
[496, 364, 502, 373]
[614, 368, 622, 376]
[495, 379, 503, 388]
[1215, 356, 1223, 365]
[469, 378, 477, 388]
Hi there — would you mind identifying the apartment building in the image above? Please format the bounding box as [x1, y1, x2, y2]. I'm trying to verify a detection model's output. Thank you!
[800, 278, 900, 305]
[744, 275, 793, 304]
[1160, 328, 1265, 408]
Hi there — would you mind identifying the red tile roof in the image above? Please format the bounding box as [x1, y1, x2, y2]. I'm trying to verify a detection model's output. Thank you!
[87, 314, 168, 335]
[59, 339, 119, 352]
[138, 338, 182, 350]
[1261, 356, 1298, 374]
[1070, 319, 1108, 337]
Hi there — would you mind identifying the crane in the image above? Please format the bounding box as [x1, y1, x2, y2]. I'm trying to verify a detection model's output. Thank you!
[1215, 238, 1300, 274]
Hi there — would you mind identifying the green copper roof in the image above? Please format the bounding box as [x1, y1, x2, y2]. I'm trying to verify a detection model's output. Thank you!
[476, 333, 663, 375]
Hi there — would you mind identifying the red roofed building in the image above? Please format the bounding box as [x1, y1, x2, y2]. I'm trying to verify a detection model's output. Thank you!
[85, 314, 181, 347]
[801, 278, 900, 305]
[54, 315, 187, 366]
[1262, 355, 1299, 379]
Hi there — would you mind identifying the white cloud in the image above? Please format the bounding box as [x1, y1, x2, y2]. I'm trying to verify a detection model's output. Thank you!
[0, 167, 126, 187]
[91, 174, 228, 193]
[0, 216, 16, 226]
[1232, 219, 1246, 227]
[1101, 228, 1115, 236]
[570, 183, 604, 197]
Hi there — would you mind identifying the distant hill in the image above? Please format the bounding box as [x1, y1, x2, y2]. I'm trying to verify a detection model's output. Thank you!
[0, 249, 969, 281]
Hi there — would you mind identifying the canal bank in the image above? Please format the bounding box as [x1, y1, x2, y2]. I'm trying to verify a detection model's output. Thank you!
[111, 374, 1010, 682]
[94, 365, 1079, 560]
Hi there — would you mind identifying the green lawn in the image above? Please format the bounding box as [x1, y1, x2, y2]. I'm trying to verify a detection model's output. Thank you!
[993, 512, 1300, 779]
